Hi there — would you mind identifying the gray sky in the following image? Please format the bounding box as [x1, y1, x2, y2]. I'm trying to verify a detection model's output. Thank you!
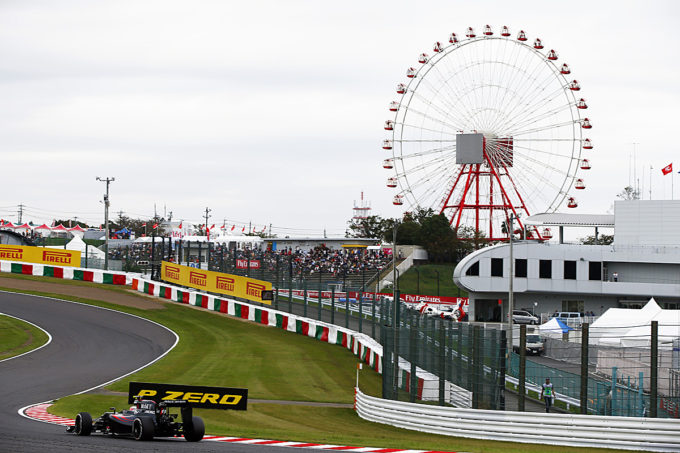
[1, 0, 678, 236]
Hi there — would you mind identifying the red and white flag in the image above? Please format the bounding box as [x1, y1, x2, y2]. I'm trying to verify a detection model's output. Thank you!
[231, 225, 235, 231]
[152, 223, 158, 229]
[178, 222, 183, 229]
[142, 222, 147, 227]
[210, 224, 215, 230]
[241, 226, 245, 233]
[662, 163, 673, 175]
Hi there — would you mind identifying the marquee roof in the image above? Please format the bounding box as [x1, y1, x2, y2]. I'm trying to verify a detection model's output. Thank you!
[525, 213, 615, 228]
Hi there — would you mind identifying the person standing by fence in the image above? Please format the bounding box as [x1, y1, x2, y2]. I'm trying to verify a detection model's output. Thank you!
[540, 378, 554, 413]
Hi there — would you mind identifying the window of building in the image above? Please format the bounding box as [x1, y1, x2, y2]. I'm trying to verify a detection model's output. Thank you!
[564, 260, 577, 280]
[466, 261, 479, 276]
[491, 258, 503, 277]
[539, 260, 552, 279]
[589, 261, 602, 281]
[515, 259, 527, 278]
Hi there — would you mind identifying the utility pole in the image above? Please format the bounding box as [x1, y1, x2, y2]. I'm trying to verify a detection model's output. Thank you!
[17, 203, 25, 224]
[508, 214, 515, 358]
[96, 177, 115, 270]
[269, 223, 272, 237]
[204, 207, 212, 235]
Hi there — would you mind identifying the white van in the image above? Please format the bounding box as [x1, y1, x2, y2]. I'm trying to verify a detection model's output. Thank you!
[512, 330, 544, 355]
[555, 312, 583, 327]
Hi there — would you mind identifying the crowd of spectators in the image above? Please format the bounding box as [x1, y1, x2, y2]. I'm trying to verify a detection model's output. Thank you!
[107, 243, 393, 279]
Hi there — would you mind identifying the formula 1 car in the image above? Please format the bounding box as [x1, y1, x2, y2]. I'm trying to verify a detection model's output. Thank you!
[67, 397, 205, 442]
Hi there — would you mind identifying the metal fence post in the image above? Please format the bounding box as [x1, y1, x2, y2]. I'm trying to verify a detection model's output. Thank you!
[274, 255, 280, 311]
[409, 310, 417, 403]
[439, 321, 445, 406]
[331, 288, 335, 324]
[651, 320, 658, 418]
[580, 322, 589, 414]
[317, 270, 322, 321]
[499, 328, 507, 411]
[358, 289, 363, 333]
[371, 292, 376, 339]
[288, 255, 293, 312]
[345, 288, 349, 328]
[303, 280, 308, 318]
[518, 324, 526, 411]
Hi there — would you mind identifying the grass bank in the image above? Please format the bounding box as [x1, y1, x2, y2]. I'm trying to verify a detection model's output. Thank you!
[0, 313, 49, 360]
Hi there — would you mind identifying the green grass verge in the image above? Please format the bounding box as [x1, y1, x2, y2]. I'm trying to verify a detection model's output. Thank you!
[0, 313, 49, 360]
[1, 274, 628, 452]
[382, 264, 468, 298]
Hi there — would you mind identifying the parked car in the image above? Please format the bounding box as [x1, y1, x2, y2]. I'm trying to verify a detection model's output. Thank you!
[512, 333, 544, 355]
[555, 311, 584, 327]
[512, 309, 539, 325]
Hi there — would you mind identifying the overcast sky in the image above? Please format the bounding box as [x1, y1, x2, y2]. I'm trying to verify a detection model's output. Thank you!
[1, 0, 678, 237]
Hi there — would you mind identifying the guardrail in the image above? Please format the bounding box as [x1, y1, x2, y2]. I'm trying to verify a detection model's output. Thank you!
[354, 388, 680, 452]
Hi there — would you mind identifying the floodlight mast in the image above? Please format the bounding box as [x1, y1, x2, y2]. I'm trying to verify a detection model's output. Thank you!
[96, 177, 115, 270]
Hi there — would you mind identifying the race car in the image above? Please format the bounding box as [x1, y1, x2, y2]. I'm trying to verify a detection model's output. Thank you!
[67, 397, 205, 442]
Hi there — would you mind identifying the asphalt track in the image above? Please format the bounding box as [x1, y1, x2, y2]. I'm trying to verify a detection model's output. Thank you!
[0, 290, 276, 453]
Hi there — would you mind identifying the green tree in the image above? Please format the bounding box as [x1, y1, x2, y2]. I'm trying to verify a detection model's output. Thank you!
[346, 215, 388, 239]
[580, 234, 614, 245]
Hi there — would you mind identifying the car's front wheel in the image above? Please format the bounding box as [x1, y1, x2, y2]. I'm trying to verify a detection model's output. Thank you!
[133, 417, 155, 441]
[183, 416, 205, 442]
[74, 412, 92, 436]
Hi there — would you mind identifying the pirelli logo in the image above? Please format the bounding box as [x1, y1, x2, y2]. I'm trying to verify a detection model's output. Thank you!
[246, 282, 266, 299]
[215, 275, 235, 292]
[128, 382, 248, 410]
[0, 247, 23, 260]
[164, 265, 181, 280]
[42, 250, 73, 264]
[189, 271, 207, 286]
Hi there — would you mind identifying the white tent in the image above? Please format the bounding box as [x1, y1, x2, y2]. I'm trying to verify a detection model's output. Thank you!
[618, 309, 680, 348]
[49, 235, 105, 259]
[539, 317, 572, 338]
[589, 298, 662, 344]
[590, 299, 679, 348]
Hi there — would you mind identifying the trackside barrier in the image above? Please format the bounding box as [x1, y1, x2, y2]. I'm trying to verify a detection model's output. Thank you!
[0, 260, 131, 285]
[354, 388, 680, 452]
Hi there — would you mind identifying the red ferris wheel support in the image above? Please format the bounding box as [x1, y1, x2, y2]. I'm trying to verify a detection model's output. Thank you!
[439, 136, 542, 241]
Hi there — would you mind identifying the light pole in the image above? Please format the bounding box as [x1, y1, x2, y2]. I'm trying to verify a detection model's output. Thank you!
[392, 220, 400, 399]
[508, 214, 515, 357]
[96, 177, 115, 270]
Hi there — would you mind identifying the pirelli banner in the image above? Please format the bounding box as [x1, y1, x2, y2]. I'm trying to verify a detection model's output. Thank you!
[0, 244, 81, 267]
[161, 261, 273, 305]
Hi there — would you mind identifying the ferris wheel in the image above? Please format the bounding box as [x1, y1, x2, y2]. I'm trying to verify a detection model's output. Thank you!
[383, 25, 593, 241]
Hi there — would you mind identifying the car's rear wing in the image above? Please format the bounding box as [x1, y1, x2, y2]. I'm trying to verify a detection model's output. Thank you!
[128, 382, 248, 410]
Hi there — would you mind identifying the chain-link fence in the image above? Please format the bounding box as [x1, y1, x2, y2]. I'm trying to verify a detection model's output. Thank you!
[380, 300, 506, 409]
[514, 323, 680, 418]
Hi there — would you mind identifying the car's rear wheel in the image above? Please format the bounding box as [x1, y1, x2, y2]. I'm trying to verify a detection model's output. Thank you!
[74, 412, 92, 436]
[133, 417, 154, 441]
[183, 416, 205, 442]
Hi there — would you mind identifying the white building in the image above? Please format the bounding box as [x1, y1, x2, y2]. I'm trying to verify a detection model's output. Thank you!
[453, 200, 680, 322]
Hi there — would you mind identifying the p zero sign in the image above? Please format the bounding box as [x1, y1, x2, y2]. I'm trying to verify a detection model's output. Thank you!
[0, 244, 81, 267]
[128, 382, 247, 410]
[161, 261, 272, 304]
